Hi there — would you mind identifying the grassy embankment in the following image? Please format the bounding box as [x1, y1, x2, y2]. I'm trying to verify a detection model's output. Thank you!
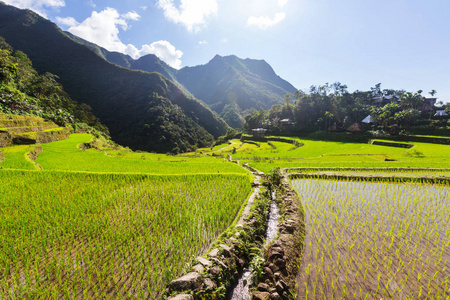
[198, 136, 450, 173]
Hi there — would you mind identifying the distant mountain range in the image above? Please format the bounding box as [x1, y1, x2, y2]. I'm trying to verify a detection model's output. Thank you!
[67, 32, 297, 128]
[0, 2, 297, 151]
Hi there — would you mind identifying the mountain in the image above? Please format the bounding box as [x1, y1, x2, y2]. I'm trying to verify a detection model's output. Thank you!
[63, 34, 297, 128]
[176, 55, 297, 127]
[0, 36, 107, 134]
[66, 32, 178, 84]
[0, 2, 229, 153]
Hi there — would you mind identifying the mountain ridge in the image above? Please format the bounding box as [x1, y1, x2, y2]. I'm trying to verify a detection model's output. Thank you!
[176, 54, 297, 127]
[0, 2, 229, 153]
[64, 32, 297, 128]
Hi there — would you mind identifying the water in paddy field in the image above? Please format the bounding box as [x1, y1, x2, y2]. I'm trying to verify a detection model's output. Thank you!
[292, 179, 450, 300]
[229, 192, 280, 300]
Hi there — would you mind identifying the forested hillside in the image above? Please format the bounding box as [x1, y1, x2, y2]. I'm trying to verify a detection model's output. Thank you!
[65, 33, 296, 129]
[0, 2, 229, 153]
[244, 82, 450, 135]
[176, 55, 297, 128]
[0, 37, 106, 133]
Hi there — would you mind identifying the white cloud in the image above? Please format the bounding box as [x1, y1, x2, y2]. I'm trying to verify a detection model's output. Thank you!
[2, 0, 65, 17]
[198, 40, 208, 45]
[157, 0, 218, 32]
[278, 0, 289, 7]
[62, 8, 183, 69]
[141, 6, 147, 11]
[66, 7, 128, 53]
[55, 16, 79, 27]
[87, 0, 95, 8]
[122, 11, 140, 21]
[138, 41, 183, 69]
[247, 12, 285, 30]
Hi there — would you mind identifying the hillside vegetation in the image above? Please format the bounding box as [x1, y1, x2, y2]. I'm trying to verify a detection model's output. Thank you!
[0, 37, 106, 134]
[67, 33, 296, 129]
[176, 55, 297, 128]
[244, 82, 450, 135]
[0, 3, 229, 153]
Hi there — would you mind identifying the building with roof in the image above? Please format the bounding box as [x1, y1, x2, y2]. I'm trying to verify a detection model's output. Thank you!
[251, 128, 267, 137]
[362, 115, 375, 124]
[372, 93, 399, 106]
[279, 118, 296, 130]
[434, 110, 449, 118]
[347, 122, 364, 133]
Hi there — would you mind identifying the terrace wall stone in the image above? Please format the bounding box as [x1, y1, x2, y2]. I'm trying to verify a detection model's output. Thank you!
[251, 175, 306, 300]
[164, 166, 271, 299]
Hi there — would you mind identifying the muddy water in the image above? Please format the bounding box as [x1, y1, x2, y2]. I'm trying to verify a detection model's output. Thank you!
[229, 192, 280, 300]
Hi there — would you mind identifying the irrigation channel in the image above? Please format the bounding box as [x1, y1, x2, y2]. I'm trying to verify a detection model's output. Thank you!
[229, 192, 280, 300]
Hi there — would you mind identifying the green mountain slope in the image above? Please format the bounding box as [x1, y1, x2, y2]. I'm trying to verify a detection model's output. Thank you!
[176, 55, 297, 127]
[66, 32, 178, 83]
[63, 33, 297, 128]
[0, 37, 106, 133]
[0, 3, 228, 153]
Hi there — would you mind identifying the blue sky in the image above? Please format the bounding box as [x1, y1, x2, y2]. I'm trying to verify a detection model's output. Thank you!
[4, 0, 450, 103]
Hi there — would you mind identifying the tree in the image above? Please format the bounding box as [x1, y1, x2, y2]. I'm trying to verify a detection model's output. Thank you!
[324, 111, 335, 129]
[400, 92, 423, 110]
[371, 103, 401, 131]
[429, 89, 437, 97]
[371, 83, 382, 95]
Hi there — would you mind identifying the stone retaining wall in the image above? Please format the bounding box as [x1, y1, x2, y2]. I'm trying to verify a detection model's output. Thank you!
[251, 177, 306, 300]
[14, 127, 71, 144]
[165, 169, 271, 299]
[0, 132, 12, 147]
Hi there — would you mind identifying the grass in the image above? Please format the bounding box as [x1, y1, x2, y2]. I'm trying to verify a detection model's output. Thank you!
[0, 170, 252, 299]
[28, 134, 247, 175]
[292, 178, 450, 299]
[0, 145, 35, 170]
[285, 167, 450, 178]
[2, 129, 450, 298]
[218, 137, 450, 173]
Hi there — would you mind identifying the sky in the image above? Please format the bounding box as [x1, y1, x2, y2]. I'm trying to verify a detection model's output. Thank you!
[3, 0, 450, 103]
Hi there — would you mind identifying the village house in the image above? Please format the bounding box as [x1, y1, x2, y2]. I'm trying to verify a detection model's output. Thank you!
[251, 128, 267, 137]
[279, 118, 296, 130]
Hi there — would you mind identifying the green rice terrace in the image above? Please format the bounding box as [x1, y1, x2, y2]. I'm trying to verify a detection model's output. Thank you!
[1, 113, 449, 299]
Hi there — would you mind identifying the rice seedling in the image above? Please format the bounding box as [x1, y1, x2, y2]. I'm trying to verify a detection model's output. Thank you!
[0, 133, 248, 175]
[292, 178, 450, 299]
[0, 170, 252, 299]
[285, 167, 450, 178]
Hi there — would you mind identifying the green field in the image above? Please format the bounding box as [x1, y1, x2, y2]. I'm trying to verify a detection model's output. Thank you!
[1, 134, 247, 175]
[0, 170, 251, 299]
[196, 136, 450, 173]
[0, 145, 36, 170]
[1, 130, 450, 298]
[292, 178, 450, 299]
